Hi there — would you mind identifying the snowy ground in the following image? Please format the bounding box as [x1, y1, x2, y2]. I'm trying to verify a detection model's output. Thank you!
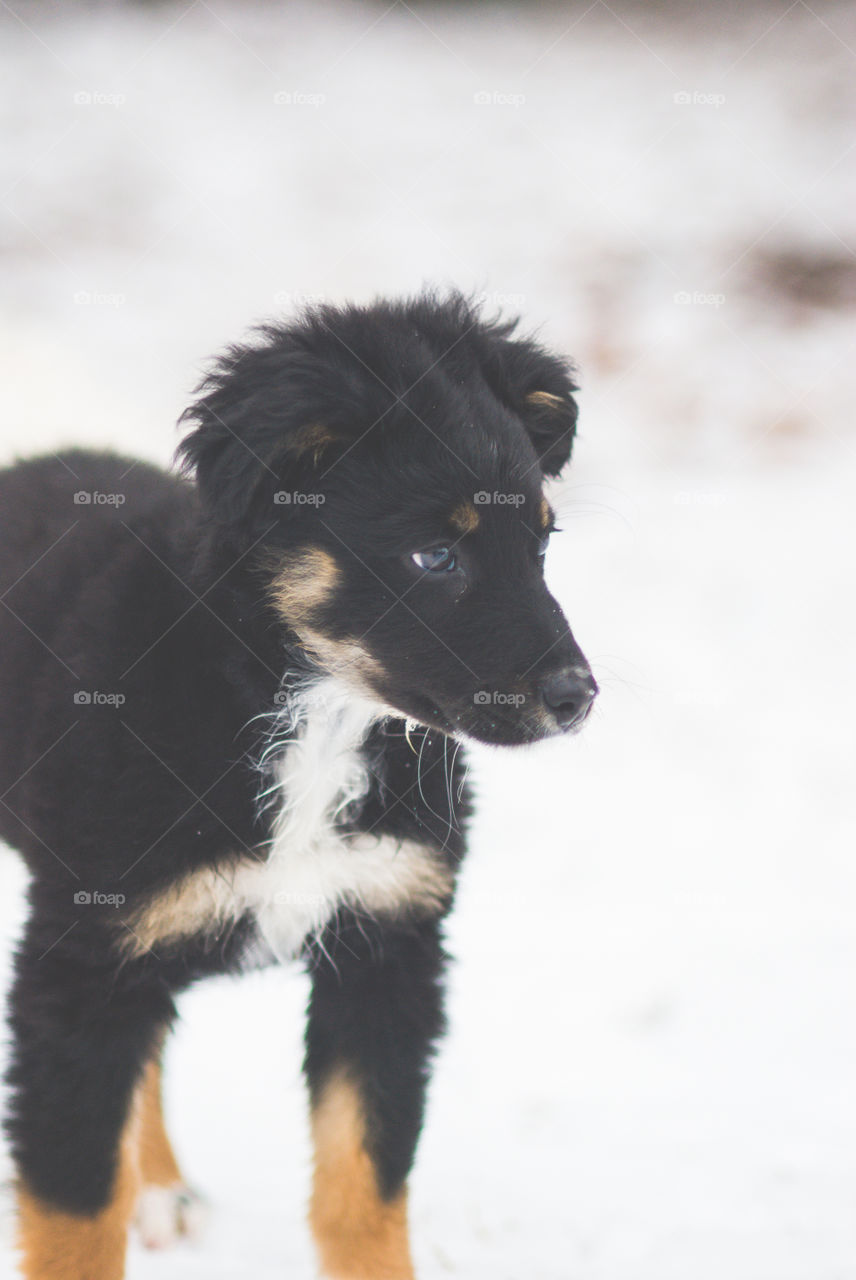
[0, 1, 854, 1276]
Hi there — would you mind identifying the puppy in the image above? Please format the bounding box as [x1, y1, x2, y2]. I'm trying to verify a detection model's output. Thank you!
[0, 292, 596, 1279]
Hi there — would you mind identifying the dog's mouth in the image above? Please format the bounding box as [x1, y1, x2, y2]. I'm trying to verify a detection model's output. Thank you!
[384, 691, 455, 737]
[462, 692, 595, 746]
[379, 688, 572, 748]
[455, 707, 565, 747]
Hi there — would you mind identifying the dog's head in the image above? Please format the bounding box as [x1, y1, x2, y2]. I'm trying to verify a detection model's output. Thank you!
[179, 293, 597, 746]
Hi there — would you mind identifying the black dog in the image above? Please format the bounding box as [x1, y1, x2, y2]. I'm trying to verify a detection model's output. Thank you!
[0, 292, 596, 1279]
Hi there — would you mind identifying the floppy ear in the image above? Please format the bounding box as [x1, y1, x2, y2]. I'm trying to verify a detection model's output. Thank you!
[176, 334, 343, 539]
[471, 319, 580, 478]
[519, 388, 579, 478]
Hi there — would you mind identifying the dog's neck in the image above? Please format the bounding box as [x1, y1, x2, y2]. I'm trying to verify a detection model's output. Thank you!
[261, 674, 384, 819]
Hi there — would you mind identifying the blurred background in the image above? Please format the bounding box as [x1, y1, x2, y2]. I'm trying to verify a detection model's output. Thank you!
[0, 1, 854, 1276]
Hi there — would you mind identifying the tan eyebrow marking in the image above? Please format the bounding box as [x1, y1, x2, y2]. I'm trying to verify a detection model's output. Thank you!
[526, 390, 566, 411]
[449, 502, 480, 535]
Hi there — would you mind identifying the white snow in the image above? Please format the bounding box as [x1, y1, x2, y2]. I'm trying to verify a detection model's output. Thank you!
[135, 1185, 208, 1252]
[0, 1, 854, 1276]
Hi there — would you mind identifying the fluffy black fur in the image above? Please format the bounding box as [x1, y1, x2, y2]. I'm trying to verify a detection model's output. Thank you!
[0, 293, 596, 1249]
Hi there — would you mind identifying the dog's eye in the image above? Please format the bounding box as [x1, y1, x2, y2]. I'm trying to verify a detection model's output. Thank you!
[411, 546, 457, 574]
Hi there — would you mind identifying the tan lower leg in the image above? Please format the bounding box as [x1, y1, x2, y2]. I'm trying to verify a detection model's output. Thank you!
[309, 1072, 415, 1280]
[138, 1055, 183, 1188]
[16, 1108, 141, 1280]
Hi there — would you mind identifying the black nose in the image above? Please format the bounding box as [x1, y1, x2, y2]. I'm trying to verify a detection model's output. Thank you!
[539, 667, 598, 730]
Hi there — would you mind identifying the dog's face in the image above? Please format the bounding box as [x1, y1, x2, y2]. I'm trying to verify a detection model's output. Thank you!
[180, 295, 597, 746]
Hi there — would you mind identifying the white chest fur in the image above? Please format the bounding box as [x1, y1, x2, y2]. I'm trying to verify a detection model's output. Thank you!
[125, 677, 453, 961]
[244, 676, 453, 957]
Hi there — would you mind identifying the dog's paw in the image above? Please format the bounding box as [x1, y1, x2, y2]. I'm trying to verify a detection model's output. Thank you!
[135, 1183, 208, 1250]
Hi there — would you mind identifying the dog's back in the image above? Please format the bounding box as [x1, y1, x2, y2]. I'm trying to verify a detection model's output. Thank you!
[0, 451, 194, 851]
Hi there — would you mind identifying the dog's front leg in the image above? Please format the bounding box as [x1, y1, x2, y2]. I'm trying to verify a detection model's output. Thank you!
[304, 913, 447, 1280]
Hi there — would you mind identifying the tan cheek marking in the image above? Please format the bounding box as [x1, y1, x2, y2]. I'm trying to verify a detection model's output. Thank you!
[296, 629, 385, 690]
[266, 549, 386, 695]
[310, 1073, 414, 1280]
[17, 1084, 142, 1280]
[269, 547, 341, 626]
[138, 1054, 183, 1189]
[526, 390, 566, 410]
[449, 501, 480, 534]
[540, 496, 552, 531]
